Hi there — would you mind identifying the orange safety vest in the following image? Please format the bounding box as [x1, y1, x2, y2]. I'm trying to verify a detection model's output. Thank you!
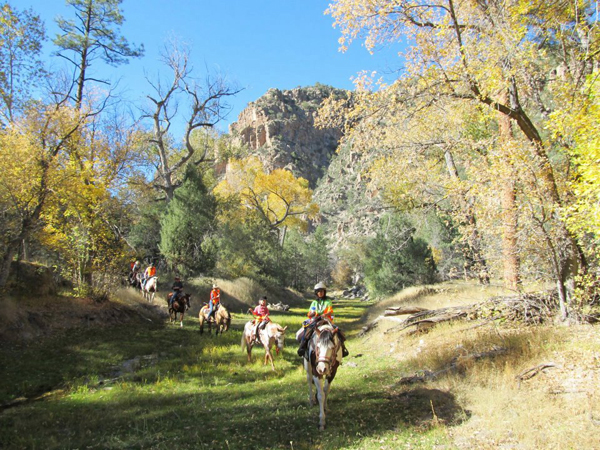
[146, 266, 156, 277]
[210, 288, 220, 304]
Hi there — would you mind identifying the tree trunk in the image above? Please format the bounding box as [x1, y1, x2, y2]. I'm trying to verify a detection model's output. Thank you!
[497, 92, 521, 290]
[444, 149, 489, 281]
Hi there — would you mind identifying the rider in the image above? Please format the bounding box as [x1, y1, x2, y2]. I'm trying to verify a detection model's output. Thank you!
[297, 282, 349, 358]
[248, 296, 270, 343]
[142, 262, 157, 289]
[129, 260, 141, 282]
[169, 276, 183, 307]
[207, 283, 221, 322]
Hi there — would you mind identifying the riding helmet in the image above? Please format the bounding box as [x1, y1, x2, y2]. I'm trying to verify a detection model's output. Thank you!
[314, 282, 327, 292]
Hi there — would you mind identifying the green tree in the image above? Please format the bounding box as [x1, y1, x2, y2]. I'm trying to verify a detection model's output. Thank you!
[364, 214, 436, 296]
[53, 0, 143, 107]
[159, 165, 217, 276]
[0, 2, 45, 123]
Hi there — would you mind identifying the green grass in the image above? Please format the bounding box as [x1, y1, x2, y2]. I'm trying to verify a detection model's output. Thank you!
[0, 300, 453, 450]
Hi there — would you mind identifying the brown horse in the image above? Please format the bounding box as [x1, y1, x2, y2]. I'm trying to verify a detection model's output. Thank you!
[168, 293, 191, 327]
[199, 303, 231, 335]
[241, 321, 287, 370]
[301, 319, 343, 430]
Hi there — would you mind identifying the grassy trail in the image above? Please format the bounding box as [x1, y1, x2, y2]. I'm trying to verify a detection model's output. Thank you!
[0, 298, 449, 450]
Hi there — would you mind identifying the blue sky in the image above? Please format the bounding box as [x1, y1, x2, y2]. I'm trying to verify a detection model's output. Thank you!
[23, 1, 403, 134]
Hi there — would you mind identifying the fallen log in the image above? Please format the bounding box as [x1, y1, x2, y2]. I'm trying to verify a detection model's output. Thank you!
[515, 363, 556, 387]
[384, 306, 429, 316]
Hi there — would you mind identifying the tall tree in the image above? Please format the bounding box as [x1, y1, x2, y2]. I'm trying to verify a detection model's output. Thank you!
[0, 103, 87, 288]
[326, 0, 596, 315]
[53, 0, 143, 108]
[143, 42, 240, 202]
[159, 165, 217, 276]
[0, 2, 45, 123]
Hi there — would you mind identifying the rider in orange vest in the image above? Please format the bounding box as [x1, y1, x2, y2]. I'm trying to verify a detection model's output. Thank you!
[142, 263, 156, 289]
[207, 284, 220, 321]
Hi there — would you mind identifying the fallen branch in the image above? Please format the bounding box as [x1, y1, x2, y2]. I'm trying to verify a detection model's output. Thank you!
[384, 306, 429, 316]
[515, 363, 556, 387]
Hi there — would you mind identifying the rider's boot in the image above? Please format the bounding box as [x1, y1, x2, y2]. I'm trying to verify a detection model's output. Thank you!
[341, 343, 349, 358]
[297, 337, 307, 357]
[337, 328, 349, 357]
[297, 327, 313, 357]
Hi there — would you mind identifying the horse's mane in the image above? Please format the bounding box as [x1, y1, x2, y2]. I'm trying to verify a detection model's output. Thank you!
[317, 328, 335, 347]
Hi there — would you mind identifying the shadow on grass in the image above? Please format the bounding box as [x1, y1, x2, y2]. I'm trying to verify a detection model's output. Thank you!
[0, 367, 468, 450]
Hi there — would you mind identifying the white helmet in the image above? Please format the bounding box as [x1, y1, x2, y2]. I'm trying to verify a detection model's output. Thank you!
[212, 284, 218, 289]
[314, 282, 327, 292]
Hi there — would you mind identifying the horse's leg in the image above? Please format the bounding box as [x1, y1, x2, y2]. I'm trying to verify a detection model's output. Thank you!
[180, 312, 184, 328]
[199, 315, 204, 334]
[304, 359, 316, 406]
[314, 376, 327, 430]
[323, 379, 332, 412]
[264, 341, 275, 370]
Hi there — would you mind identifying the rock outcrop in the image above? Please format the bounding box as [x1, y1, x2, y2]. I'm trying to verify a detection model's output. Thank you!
[229, 84, 387, 252]
[229, 84, 346, 187]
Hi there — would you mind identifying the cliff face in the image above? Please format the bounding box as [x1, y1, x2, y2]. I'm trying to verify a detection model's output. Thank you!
[229, 84, 345, 187]
[229, 84, 386, 251]
[314, 141, 385, 251]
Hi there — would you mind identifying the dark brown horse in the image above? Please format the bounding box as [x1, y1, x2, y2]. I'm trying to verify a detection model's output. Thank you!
[168, 293, 191, 327]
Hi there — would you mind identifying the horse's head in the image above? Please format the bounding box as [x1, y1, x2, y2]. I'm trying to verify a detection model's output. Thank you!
[183, 293, 191, 309]
[312, 324, 338, 377]
[274, 325, 287, 355]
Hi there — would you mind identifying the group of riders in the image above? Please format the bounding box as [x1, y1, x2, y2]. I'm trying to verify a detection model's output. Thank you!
[128, 260, 349, 357]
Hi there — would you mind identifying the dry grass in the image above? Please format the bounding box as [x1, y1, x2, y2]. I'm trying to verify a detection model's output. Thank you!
[357, 280, 600, 449]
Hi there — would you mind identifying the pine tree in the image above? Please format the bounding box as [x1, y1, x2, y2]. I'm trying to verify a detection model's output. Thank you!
[159, 165, 216, 276]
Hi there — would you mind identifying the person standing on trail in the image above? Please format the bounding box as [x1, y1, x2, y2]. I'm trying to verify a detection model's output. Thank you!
[248, 296, 270, 343]
[297, 282, 349, 358]
[142, 263, 156, 289]
[207, 283, 220, 321]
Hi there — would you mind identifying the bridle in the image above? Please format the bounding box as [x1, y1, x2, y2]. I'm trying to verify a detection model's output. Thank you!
[313, 325, 337, 368]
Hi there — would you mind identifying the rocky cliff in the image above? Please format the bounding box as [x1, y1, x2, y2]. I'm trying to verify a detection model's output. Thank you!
[228, 84, 346, 187]
[229, 84, 386, 250]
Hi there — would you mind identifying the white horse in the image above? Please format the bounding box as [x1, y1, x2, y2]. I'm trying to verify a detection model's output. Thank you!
[141, 276, 158, 302]
[241, 321, 287, 370]
[301, 319, 343, 430]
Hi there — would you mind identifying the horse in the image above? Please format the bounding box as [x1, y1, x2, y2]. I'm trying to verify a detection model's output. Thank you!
[199, 303, 231, 335]
[141, 276, 158, 302]
[129, 271, 142, 289]
[241, 321, 287, 370]
[301, 319, 344, 430]
[168, 293, 191, 327]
